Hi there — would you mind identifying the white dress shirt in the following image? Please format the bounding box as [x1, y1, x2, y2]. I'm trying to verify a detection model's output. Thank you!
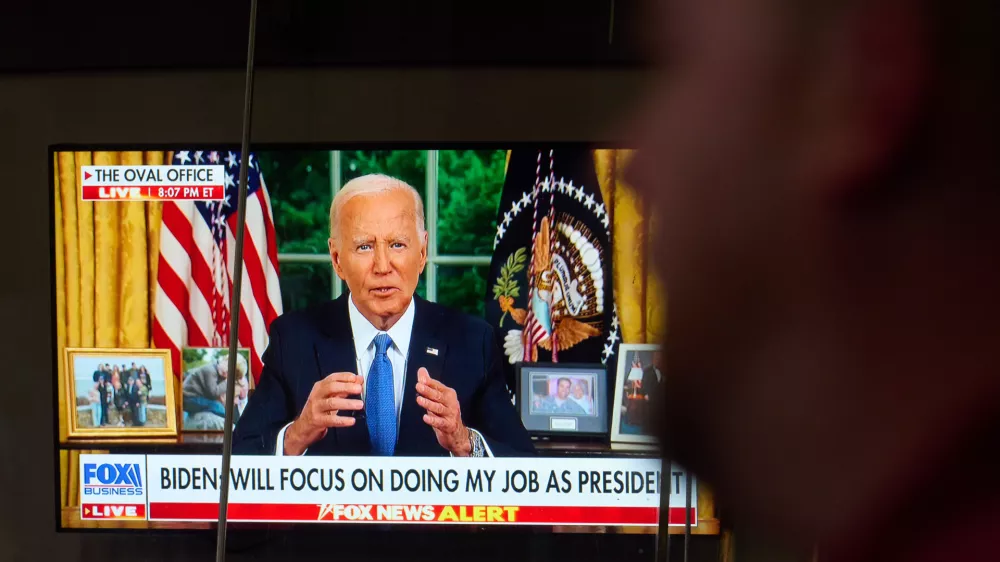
[276, 295, 413, 456]
[571, 396, 594, 415]
[276, 295, 491, 457]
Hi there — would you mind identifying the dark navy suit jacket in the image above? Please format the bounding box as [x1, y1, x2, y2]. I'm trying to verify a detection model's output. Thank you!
[233, 294, 535, 457]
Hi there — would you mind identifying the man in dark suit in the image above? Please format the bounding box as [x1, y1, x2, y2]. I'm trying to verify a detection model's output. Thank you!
[638, 351, 663, 433]
[234, 174, 534, 457]
[639, 351, 663, 403]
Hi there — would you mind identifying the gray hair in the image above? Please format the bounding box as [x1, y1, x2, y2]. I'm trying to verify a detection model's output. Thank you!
[328, 174, 425, 241]
[218, 353, 248, 378]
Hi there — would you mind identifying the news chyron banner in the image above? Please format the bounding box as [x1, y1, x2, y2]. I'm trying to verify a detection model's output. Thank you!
[80, 454, 697, 527]
[80, 165, 226, 201]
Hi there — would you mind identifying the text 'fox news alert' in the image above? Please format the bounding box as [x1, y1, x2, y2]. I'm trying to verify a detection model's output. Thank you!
[80, 165, 225, 201]
[80, 454, 146, 521]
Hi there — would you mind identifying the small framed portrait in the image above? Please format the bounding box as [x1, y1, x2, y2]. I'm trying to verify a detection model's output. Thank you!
[180, 347, 252, 433]
[611, 343, 663, 445]
[515, 363, 608, 437]
[64, 348, 177, 439]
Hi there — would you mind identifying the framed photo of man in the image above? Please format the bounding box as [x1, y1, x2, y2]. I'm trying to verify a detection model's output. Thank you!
[611, 344, 663, 445]
[64, 348, 177, 439]
[179, 347, 252, 433]
[514, 363, 608, 438]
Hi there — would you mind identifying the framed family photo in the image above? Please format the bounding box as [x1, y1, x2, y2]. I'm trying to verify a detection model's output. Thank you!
[611, 343, 663, 445]
[515, 363, 608, 438]
[64, 348, 177, 439]
[179, 347, 252, 433]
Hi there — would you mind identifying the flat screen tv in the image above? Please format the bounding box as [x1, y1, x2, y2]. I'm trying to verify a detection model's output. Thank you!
[51, 143, 698, 534]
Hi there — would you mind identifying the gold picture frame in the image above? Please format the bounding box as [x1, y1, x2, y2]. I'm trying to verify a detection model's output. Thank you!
[178, 347, 253, 434]
[64, 348, 178, 440]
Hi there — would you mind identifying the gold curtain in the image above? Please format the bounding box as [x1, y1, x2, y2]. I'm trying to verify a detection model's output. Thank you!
[594, 149, 666, 345]
[54, 150, 166, 510]
[596, 149, 723, 539]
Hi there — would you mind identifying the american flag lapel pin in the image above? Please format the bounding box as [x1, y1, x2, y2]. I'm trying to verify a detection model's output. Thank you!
[426, 347, 439, 356]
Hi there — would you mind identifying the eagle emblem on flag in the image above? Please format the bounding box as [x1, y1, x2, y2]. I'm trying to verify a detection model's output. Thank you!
[486, 149, 619, 391]
[500, 213, 603, 362]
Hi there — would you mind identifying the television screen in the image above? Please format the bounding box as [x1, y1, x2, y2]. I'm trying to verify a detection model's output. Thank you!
[52, 145, 704, 533]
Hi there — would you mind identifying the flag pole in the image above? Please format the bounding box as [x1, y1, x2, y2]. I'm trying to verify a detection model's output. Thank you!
[216, 0, 258, 559]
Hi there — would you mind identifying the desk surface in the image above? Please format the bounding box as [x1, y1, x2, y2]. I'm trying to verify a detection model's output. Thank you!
[534, 440, 660, 458]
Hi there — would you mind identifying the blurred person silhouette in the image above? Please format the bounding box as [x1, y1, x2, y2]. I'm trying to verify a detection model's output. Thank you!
[628, 0, 1000, 561]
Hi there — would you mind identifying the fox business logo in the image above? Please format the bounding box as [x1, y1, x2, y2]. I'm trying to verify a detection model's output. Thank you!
[82, 463, 144, 497]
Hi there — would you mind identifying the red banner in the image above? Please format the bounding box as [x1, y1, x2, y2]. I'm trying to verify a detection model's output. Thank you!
[148, 503, 697, 526]
[81, 503, 147, 520]
[81, 185, 224, 201]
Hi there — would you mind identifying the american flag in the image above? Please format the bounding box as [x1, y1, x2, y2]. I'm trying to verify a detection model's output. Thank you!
[521, 307, 550, 362]
[152, 150, 282, 384]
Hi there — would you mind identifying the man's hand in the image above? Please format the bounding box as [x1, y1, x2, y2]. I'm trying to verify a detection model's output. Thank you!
[415, 367, 471, 457]
[284, 372, 364, 456]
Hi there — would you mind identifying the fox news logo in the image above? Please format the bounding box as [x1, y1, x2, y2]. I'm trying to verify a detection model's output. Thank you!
[82, 463, 144, 497]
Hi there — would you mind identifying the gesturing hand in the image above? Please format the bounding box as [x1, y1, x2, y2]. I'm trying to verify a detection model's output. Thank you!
[415, 367, 472, 457]
[284, 372, 364, 456]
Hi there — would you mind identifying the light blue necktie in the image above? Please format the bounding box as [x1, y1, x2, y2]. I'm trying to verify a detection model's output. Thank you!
[366, 333, 396, 456]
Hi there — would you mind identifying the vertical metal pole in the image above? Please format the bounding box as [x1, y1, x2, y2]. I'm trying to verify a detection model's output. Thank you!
[216, 1, 258, 559]
[684, 471, 693, 562]
[608, 0, 616, 44]
[425, 150, 439, 301]
[330, 150, 343, 299]
[656, 459, 673, 562]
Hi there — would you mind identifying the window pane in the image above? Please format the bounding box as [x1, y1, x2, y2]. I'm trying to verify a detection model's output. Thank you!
[436, 149, 506, 256]
[416, 272, 427, 300]
[341, 150, 427, 201]
[435, 266, 487, 318]
[258, 150, 333, 254]
[279, 262, 332, 313]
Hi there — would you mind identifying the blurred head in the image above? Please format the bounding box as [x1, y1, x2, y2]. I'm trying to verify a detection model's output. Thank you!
[629, 0, 1000, 551]
[216, 354, 248, 380]
[556, 378, 572, 399]
[572, 379, 588, 399]
[328, 174, 427, 330]
[652, 351, 664, 370]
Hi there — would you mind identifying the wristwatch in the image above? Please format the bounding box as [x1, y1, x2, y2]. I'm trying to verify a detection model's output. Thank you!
[468, 428, 485, 458]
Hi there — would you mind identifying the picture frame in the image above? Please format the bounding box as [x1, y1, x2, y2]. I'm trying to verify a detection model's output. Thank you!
[64, 348, 177, 439]
[179, 347, 253, 434]
[514, 362, 609, 438]
[611, 343, 662, 445]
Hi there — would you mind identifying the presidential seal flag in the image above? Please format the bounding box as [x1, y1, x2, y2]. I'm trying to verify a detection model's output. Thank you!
[152, 150, 282, 384]
[486, 148, 619, 398]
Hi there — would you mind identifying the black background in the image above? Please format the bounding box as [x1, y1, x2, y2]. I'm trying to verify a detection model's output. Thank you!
[1, 0, 649, 74]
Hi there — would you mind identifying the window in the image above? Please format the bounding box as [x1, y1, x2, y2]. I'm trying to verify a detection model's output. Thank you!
[260, 149, 506, 317]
